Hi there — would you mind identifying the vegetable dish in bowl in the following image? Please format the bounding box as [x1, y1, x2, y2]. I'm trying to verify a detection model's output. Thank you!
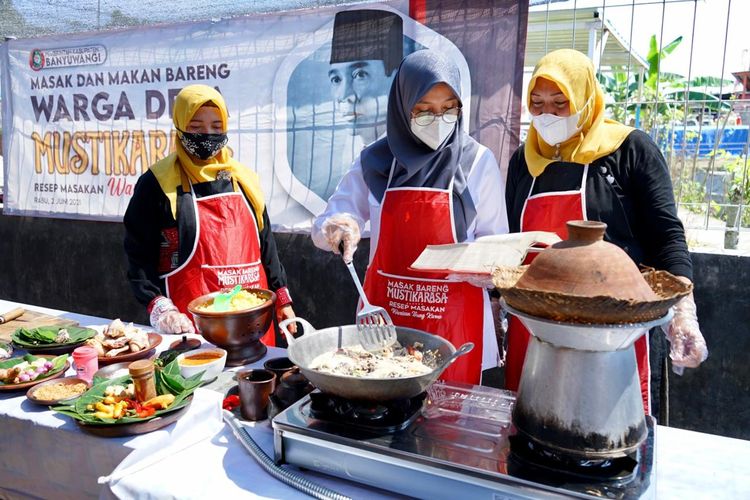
[12, 326, 96, 354]
[194, 290, 268, 312]
[0, 354, 70, 391]
[26, 377, 90, 405]
[187, 288, 276, 366]
[52, 359, 203, 436]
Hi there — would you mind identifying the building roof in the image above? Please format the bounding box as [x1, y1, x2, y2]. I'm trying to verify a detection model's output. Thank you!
[526, 6, 648, 72]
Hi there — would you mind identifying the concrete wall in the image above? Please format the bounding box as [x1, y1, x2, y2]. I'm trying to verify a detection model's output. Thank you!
[1, 213, 748, 440]
[0, 215, 367, 329]
[669, 251, 750, 439]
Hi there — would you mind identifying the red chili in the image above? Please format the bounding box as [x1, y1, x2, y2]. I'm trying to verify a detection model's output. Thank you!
[222, 394, 240, 411]
[123, 398, 155, 418]
[137, 406, 156, 418]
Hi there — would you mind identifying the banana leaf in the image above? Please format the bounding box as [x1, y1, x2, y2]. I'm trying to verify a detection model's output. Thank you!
[0, 354, 69, 385]
[52, 358, 202, 424]
[12, 326, 96, 347]
[156, 357, 204, 395]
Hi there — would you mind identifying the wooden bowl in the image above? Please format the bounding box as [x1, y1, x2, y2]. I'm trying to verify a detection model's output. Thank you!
[97, 333, 162, 366]
[187, 288, 276, 366]
[26, 376, 90, 405]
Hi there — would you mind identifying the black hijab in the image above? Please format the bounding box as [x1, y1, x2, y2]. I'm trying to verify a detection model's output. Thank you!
[361, 49, 479, 242]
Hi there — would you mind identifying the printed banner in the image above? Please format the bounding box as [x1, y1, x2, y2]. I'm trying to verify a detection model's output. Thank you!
[1, 1, 526, 231]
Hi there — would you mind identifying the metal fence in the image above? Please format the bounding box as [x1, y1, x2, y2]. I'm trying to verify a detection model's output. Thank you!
[2, 0, 748, 246]
[530, 0, 749, 250]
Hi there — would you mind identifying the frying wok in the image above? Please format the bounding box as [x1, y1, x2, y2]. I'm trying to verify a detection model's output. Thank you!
[279, 317, 473, 402]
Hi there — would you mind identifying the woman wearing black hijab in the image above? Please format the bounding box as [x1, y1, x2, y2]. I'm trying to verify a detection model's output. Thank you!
[312, 50, 508, 384]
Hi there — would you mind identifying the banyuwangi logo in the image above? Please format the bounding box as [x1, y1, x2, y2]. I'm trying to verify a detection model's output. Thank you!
[29, 45, 107, 71]
[29, 49, 44, 70]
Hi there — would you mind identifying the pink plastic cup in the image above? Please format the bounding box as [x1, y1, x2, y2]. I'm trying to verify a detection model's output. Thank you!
[72, 346, 99, 383]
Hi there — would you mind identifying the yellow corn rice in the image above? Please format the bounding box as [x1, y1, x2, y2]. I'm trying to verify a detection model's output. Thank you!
[197, 290, 267, 312]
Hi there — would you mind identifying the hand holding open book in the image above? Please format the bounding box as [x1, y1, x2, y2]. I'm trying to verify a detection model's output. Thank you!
[409, 232, 561, 288]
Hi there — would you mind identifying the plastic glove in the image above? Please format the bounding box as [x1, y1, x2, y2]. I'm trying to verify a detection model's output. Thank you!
[662, 293, 708, 375]
[149, 296, 195, 335]
[446, 272, 495, 289]
[321, 213, 361, 263]
[276, 305, 297, 335]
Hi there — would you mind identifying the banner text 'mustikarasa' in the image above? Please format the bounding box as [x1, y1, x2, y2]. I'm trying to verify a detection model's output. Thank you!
[31, 130, 178, 176]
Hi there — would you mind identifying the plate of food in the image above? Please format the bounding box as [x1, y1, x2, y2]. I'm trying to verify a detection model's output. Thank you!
[84, 319, 162, 366]
[0, 354, 71, 391]
[52, 358, 203, 437]
[26, 377, 90, 406]
[11, 326, 97, 355]
[92, 362, 132, 382]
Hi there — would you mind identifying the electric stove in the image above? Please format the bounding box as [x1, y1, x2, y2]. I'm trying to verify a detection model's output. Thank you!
[272, 380, 655, 499]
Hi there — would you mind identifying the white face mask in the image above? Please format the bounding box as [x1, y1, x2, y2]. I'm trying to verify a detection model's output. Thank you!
[531, 96, 592, 146]
[410, 118, 456, 150]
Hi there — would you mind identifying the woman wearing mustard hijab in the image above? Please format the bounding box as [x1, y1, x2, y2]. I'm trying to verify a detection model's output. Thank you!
[124, 84, 295, 349]
[504, 49, 707, 417]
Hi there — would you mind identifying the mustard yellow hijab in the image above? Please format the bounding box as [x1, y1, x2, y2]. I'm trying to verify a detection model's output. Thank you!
[525, 49, 634, 177]
[150, 84, 265, 230]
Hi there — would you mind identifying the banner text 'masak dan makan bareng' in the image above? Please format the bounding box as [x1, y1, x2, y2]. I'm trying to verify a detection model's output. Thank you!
[0, 0, 527, 231]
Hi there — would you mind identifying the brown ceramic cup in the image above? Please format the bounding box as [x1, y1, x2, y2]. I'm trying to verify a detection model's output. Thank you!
[237, 369, 277, 421]
[263, 356, 297, 380]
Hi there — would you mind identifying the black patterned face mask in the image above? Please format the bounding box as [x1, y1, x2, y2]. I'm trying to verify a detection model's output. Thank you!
[178, 129, 228, 160]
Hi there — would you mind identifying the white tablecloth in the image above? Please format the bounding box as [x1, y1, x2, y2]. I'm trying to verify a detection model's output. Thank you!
[0, 299, 397, 499]
[1, 299, 749, 499]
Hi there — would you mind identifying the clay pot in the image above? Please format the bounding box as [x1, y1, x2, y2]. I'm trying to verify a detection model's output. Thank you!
[277, 368, 315, 404]
[267, 367, 315, 419]
[516, 220, 658, 301]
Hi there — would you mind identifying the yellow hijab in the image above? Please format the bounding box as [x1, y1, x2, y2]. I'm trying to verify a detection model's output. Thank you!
[525, 49, 634, 177]
[150, 84, 265, 230]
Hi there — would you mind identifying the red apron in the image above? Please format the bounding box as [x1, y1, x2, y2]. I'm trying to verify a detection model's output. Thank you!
[161, 181, 275, 346]
[362, 162, 484, 384]
[505, 164, 650, 413]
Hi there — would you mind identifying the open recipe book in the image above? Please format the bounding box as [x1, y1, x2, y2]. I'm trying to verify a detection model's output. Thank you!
[409, 231, 561, 275]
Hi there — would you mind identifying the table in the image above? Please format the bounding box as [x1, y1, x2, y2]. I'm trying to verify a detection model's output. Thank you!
[0, 299, 395, 500]
[1, 299, 749, 499]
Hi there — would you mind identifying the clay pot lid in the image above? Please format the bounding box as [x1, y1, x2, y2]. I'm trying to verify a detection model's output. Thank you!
[169, 336, 201, 351]
[516, 220, 658, 301]
[280, 367, 310, 387]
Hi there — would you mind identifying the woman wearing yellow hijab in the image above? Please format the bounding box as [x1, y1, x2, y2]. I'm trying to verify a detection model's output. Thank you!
[124, 85, 296, 351]
[504, 49, 707, 418]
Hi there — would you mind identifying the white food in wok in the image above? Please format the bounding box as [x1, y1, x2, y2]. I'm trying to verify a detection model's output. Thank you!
[310, 344, 433, 379]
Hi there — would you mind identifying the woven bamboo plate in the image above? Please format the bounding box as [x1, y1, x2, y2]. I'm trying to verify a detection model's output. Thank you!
[492, 266, 692, 324]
